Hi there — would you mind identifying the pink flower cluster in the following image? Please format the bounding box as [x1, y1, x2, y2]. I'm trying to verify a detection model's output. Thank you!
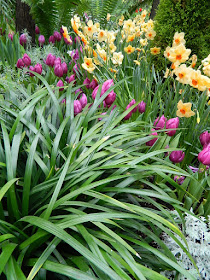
[45, 54, 68, 78]
[124, 100, 146, 120]
[92, 79, 116, 107]
[16, 53, 42, 76]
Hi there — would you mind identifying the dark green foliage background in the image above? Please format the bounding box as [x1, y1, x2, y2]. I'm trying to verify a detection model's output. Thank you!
[152, 0, 210, 71]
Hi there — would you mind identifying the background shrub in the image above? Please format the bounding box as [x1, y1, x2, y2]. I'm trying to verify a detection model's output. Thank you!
[152, 0, 210, 71]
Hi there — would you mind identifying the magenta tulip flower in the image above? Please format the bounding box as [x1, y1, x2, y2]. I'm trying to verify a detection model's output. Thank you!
[19, 34, 27, 45]
[54, 64, 63, 77]
[56, 80, 64, 91]
[49, 35, 55, 44]
[105, 91, 116, 105]
[53, 31, 62, 42]
[166, 117, 179, 136]
[34, 63, 42, 75]
[8, 33, 13, 41]
[101, 79, 114, 96]
[54, 57, 62, 65]
[169, 150, 185, 163]
[90, 79, 98, 90]
[92, 85, 99, 100]
[198, 144, 210, 165]
[154, 115, 167, 130]
[79, 93, 87, 108]
[35, 26, 40, 34]
[17, 58, 24, 69]
[66, 74, 76, 85]
[29, 66, 35, 77]
[199, 131, 210, 148]
[83, 78, 91, 89]
[146, 129, 158, 146]
[61, 62, 68, 75]
[74, 100, 82, 116]
[46, 53, 56, 67]
[22, 53, 31, 66]
[138, 101, 146, 113]
[38, 35, 45, 46]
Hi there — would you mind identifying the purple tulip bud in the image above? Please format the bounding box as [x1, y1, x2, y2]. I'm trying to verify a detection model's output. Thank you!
[169, 150, 185, 163]
[38, 35, 45, 46]
[83, 78, 91, 89]
[129, 99, 137, 113]
[56, 80, 64, 91]
[61, 62, 68, 75]
[35, 26, 40, 34]
[198, 144, 210, 165]
[34, 63, 42, 75]
[73, 63, 79, 74]
[154, 115, 167, 130]
[60, 27, 64, 34]
[105, 91, 116, 105]
[174, 176, 185, 185]
[8, 33, 13, 41]
[146, 129, 158, 146]
[53, 31, 62, 42]
[166, 117, 179, 136]
[29, 66, 35, 77]
[46, 53, 56, 67]
[199, 131, 210, 148]
[138, 101, 146, 113]
[54, 64, 63, 77]
[90, 79, 98, 90]
[17, 58, 24, 69]
[92, 85, 99, 100]
[54, 57, 62, 65]
[19, 34, 27, 45]
[64, 37, 72, 45]
[66, 74, 76, 85]
[22, 53, 31, 66]
[79, 93, 87, 108]
[74, 100, 82, 116]
[49, 35, 55, 44]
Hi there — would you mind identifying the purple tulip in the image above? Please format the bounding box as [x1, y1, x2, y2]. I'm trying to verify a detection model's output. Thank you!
[17, 58, 24, 69]
[73, 63, 79, 74]
[46, 53, 56, 67]
[154, 115, 167, 130]
[90, 79, 98, 90]
[64, 37, 72, 45]
[138, 101, 146, 113]
[166, 117, 179, 136]
[169, 150, 185, 163]
[74, 100, 82, 116]
[101, 79, 114, 96]
[54, 64, 63, 77]
[83, 78, 91, 89]
[61, 62, 68, 75]
[34, 63, 42, 75]
[38, 35, 45, 46]
[198, 144, 210, 165]
[105, 91, 116, 105]
[35, 26, 40, 34]
[199, 131, 210, 148]
[53, 31, 62, 42]
[92, 85, 99, 100]
[19, 34, 27, 45]
[174, 176, 185, 185]
[54, 57, 62, 65]
[60, 27, 64, 34]
[49, 35, 55, 44]
[79, 93, 87, 108]
[22, 53, 31, 66]
[66, 74, 76, 85]
[8, 33, 13, 41]
[56, 80, 64, 91]
[146, 129, 158, 146]
[129, 99, 137, 113]
[29, 66, 35, 77]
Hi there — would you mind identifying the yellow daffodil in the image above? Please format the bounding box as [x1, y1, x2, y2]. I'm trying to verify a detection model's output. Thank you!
[123, 19, 135, 33]
[146, 28, 156, 40]
[190, 54, 197, 68]
[172, 32, 185, 47]
[134, 60, 140, 66]
[136, 48, 142, 52]
[164, 46, 172, 59]
[111, 52, 124, 65]
[189, 70, 207, 91]
[109, 43, 117, 53]
[140, 38, 147, 46]
[98, 30, 107, 42]
[124, 45, 135, 54]
[62, 26, 72, 43]
[169, 44, 191, 63]
[174, 64, 192, 84]
[176, 100, 195, 118]
[150, 47, 160, 55]
[82, 57, 95, 73]
[126, 34, 135, 43]
[164, 68, 170, 78]
[107, 13, 111, 21]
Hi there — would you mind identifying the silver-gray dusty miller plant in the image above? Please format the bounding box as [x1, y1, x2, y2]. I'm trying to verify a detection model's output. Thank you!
[162, 211, 210, 280]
